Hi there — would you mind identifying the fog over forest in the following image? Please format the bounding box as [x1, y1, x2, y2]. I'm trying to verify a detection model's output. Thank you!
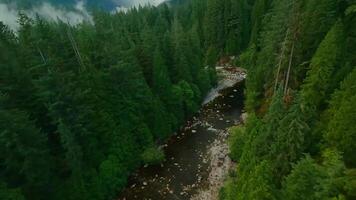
[0, 0, 167, 30]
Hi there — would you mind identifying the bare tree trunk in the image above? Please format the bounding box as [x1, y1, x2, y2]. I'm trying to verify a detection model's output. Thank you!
[274, 29, 289, 93]
[37, 46, 47, 65]
[66, 27, 86, 72]
[284, 41, 295, 96]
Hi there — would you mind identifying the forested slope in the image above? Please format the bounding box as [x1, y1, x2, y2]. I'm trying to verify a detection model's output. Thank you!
[0, 3, 206, 200]
[0, 0, 249, 199]
[0, 0, 355, 200]
[222, 0, 356, 200]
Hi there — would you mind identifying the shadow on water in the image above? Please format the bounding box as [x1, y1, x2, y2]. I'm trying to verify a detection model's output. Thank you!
[118, 81, 245, 200]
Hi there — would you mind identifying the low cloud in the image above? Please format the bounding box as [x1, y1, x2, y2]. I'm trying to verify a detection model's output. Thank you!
[0, 1, 92, 30]
[0, 3, 19, 30]
[113, 0, 167, 13]
[0, 0, 169, 30]
[120, 0, 167, 7]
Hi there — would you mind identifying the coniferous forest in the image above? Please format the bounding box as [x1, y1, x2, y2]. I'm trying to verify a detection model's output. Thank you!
[0, 0, 355, 200]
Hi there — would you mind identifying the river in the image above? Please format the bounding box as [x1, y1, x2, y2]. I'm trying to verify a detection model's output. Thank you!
[118, 71, 245, 200]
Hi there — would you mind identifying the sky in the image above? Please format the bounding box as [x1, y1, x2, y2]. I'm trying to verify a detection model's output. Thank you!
[0, 0, 167, 30]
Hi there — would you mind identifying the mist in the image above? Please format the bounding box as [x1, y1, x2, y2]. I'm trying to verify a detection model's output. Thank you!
[0, 0, 168, 30]
[117, 0, 167, 7]
[0, 1, 91, 30]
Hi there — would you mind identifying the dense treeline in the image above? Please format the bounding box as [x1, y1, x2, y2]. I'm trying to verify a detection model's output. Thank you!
[0, 5, 187, 200]
[0, 0, 252, 199]
[222, 0, 356, 200]
[1, 0, 355, 199]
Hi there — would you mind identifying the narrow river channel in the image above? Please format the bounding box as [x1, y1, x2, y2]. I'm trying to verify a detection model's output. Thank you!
[118, 81, 245, 200]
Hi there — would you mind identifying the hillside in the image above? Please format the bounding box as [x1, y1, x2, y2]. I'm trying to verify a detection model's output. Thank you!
[0, 0, 355, 200]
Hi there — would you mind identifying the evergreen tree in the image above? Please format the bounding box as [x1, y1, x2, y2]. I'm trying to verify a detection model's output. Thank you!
[282, 155, 323, 200]
[324, 68, 356, 167]
[152, 46, 172, 103]
[0, 95, 50, 199]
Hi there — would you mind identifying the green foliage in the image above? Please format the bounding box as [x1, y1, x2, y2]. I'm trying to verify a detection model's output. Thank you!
[152, 46, 172, 100]
[1, 0, 355, 199]
[282, 150, 350, 200]
[0, 182, 25, 200]
[141, 147, 166, 165]
[225, 160, 277, 200]
[300, 20, 345, 111]
[324, 68, 356, 167]
[228, 126, 246, 161]
[99, 155, 128, 198]
[282, 155, 323, 200]
[0, 1, 222, 199]
[196, 68, 212, 95]
[223, 1, 356, 200]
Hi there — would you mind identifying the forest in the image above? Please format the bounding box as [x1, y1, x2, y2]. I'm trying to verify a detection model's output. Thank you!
[221, 0, 356, 200]
[0, 0, 355, 200]
[0, 1, 217, 199]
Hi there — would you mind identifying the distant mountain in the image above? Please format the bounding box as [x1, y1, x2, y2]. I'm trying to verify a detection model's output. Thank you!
[0, 0, 169, 11]
[0, 0, 116, 10]
[0, 0, 173, 30]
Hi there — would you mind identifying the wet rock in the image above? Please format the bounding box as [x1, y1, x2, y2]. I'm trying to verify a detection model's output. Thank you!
[207, 127, 219, 133]
[241, 113, 248, 123]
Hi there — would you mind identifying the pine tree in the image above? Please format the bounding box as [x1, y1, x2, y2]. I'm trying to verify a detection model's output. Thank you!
[282, 155, 323, 200]
[324, 68, 356, 167]
[152, 46, 172, 103]
[0, 95, 50, 199]
[204, 0, 224, 49]
[300, 20, 344, 112]
[269, 98, 310, 185]
[172, 18, 193, 83]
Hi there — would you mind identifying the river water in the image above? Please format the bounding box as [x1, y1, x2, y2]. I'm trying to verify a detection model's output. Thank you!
[118, 81, 244, 200]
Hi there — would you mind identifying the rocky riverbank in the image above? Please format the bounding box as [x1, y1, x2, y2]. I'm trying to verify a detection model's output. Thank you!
[118, 66, 246, 200]
[191, 129, 234, 200]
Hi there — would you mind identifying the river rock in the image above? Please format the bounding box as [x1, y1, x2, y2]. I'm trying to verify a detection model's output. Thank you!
[241, 112, 248, 123]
